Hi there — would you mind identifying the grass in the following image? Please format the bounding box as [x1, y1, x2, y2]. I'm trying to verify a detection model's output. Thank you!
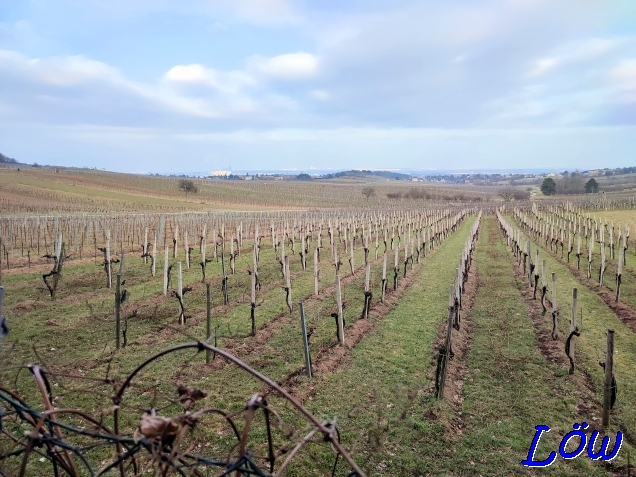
[275, 218, 476, 475]
[520, 230, 636, 437]
[3, 211, 636, 476]
[1, 215, 466, 475]
[443, 216, 620, 476]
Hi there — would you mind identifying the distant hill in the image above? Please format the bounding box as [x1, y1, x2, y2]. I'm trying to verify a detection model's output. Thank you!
[318, 170, 412, 180]
[0, 153, 19, 164]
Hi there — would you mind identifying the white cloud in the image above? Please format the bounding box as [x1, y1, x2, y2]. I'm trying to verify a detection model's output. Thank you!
[530, 57, 560, 77]
[226, 0, 298, 24]
[0, 50, 255, 119]
[2, 0, 636, 172]
[310, 89, 330, 100]
[249, 52, 319, 80]
[0, 50, 120, 86]
[164, 64, 255, 93]
[528, 38, 620, 78]
[57, 0, 300, 25]
[611, 59, 636, 91]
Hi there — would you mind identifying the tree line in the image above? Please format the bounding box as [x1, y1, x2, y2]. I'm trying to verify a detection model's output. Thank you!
[540, 177, 599, 196]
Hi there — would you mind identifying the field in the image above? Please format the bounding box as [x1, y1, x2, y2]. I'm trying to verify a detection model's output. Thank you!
[1, 173, 636, 476]
[0, 167, 493, 213]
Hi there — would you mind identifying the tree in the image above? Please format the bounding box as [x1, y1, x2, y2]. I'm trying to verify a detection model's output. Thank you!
[499, 188, 530, 201]
[179, 179, 198, 195]
[585, 178, 599, 193]
[498, 188, 515, 202]
[555, 176, 584, 195]
[361, 186, 376, 200]
[541, 178, 556, 196]
[0, 153, 18, 164]
[296, 173, 312, 181]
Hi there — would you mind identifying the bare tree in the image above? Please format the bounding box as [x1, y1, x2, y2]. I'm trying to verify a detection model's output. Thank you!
[498, 188, 515, 202]
[361, 186, 376, 200]
[498, 188, 530, 201]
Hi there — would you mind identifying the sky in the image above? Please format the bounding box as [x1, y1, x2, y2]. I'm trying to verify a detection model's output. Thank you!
[0, 0, 635, 173]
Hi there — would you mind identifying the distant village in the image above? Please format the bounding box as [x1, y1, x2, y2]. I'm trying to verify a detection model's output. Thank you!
[172, 167, 636, 185]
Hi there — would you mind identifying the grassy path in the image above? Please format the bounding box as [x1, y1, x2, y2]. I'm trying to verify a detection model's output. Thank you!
[270, 218, 476, 475]
[442, 216, 622, 476]
[506, 217, 636, 458]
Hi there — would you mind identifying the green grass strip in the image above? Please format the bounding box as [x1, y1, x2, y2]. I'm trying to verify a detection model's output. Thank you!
[445, 216, 618, 476]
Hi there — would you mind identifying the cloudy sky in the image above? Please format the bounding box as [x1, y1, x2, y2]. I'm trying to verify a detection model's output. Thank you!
[1, 1, 635, 173]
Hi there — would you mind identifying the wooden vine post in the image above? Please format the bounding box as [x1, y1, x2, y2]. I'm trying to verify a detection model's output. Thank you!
[0, 287, 5, 343]
[381, 252, 387, 303]
[163, 246, 169, 296]
[250, 267, 256, 336]
[313, 247, 319, 296]
[588, 235, 594, 279]
[437, 284, 455, 400]
[362, 261, 371, 319]
[253, 242, 259, 288]
[349, 237, 355, 276]
[335, 272, 344, 345]
[201, 237, 211, 283]
[230, 233, 235, 275]
[602, 329, 615, 430]
[532, 249, 539, 299]
[551, 272, 558, 339]
[106, 230, 112, 288]
[393, 246, 399, 290]
[115, 251, 124, 349]
[540, 259, 548, 311]
[143, 227, 148, 264]
[221, 250, 229, 306]
[599, 241, 606, 286]
[185, 230, 190, 269]
[206, 283, 212, 364]
[299, 302, 312, 378]
[527, 241, 532, 287]
[151, 234, 157, 277]
[177, 262, 185, 325]
[173, 225, 179, 259]
[616, 248, 623, 302]
[52, 242, 66, 300]
[280, 235, 286, 279]
[284, 256, 292, 313]
[301, 234, 307, 271]
[566, 288, 579, 374]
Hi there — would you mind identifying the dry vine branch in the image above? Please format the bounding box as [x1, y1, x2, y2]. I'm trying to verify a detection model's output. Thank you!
[0, 339, 366, 477]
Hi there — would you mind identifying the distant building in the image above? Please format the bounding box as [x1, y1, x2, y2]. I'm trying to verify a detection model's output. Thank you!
[210, 170, 231, 176]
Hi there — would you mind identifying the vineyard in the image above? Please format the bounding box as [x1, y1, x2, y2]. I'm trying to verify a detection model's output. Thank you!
[1, 188, 636, 475]
[0, 168, 494, 214]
